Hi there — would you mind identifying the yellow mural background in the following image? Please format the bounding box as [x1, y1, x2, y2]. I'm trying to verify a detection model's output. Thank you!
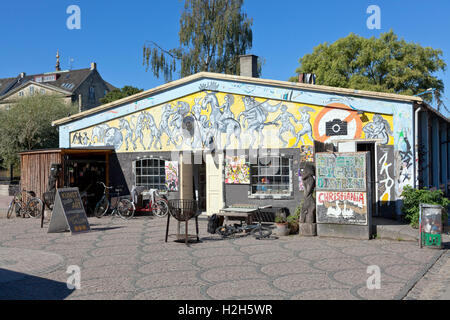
[70, 91, 394, 152]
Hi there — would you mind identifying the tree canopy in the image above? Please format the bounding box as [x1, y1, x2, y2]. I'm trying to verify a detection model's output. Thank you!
[289, 30, 446, 106]
[0, 94, 78, 167]
[100, 86, 144, 104]
[143, 0, 254, 82]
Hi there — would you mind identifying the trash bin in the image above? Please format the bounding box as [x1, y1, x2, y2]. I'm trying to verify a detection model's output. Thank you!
[420, 204, 443, 249]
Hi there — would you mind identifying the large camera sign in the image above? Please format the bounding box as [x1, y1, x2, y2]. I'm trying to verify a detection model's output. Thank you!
[316, 152, 369, 226]
[313, 103, 363, 143]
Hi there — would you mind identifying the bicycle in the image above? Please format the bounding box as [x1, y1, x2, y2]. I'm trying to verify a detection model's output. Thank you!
[133, 187, 169, 218]
[215, 205, 273, 240]
[7, 189, 44, 219]
[94, 182, 135, 220]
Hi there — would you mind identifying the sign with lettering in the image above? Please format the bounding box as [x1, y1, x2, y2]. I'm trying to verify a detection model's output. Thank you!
[316, 153, 366, 191]
[48, 188, 90, 234]
[316, 152, 369, 226]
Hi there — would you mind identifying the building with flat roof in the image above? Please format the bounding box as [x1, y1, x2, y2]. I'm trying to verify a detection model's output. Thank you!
[52, 56, 449, 220]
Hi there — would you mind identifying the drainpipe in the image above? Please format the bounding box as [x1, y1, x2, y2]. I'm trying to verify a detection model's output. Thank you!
[414, 105, 422, 189]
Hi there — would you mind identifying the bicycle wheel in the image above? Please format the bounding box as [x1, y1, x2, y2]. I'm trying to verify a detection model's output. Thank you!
[117, 199, 135, 220]
[7, 200, 20, 219]
[94, 197, 109, 218]
[215, 225, 236, 238]
[250, 226, 272, 239]
[27, 198, 44, 218]
[153, 199, 169, 218]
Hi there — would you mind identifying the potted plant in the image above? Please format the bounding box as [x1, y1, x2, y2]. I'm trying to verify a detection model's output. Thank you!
[275, 215, 290, 236]
[287, 204, 302, 235]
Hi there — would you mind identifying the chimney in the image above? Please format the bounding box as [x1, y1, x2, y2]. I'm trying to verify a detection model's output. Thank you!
[90, 62, 97, 71]
[239, 55, 259, 78]
[20, 72, 26, 79]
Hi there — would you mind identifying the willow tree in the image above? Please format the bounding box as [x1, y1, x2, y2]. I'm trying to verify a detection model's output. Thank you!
[143, 0, 254, 82]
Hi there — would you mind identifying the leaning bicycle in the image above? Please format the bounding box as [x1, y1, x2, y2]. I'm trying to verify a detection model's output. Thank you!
[215, 206, 273, 240]
[7, 189, 44, 219]
[94, 182, 135, 220]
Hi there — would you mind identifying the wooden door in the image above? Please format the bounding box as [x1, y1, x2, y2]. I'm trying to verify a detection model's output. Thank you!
[205, 153, 224, 215]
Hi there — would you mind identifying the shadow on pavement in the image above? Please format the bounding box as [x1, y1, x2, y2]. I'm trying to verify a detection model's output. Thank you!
[89, 226, 123, 232]
[0, 269, 74, 300]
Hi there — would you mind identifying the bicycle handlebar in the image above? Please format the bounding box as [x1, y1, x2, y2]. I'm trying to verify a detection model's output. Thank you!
[97, 182, 113, 190]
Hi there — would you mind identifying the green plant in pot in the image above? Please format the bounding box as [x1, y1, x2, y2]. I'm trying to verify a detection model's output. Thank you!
[287, 204, 302, 235]
[275, 215, 290, 236]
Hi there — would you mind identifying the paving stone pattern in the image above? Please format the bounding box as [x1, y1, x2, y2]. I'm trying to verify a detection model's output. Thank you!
[0, 216, 445, 300]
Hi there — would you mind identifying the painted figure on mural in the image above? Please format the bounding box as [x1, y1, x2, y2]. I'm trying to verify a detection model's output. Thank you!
[362, 114, 393, 145]
[293, 106, 315, 147]
[119, 118, 137, 151]
[170, 101, 190, 149]
[202, 92, 242, 149]
[238, 96, 281, 149]
[159, 104, 177, 147]
[299, 162, 316, 224]
[133, 111, 149, 150]
[145, 112, 162, 150]
[272, 105, 297, 147]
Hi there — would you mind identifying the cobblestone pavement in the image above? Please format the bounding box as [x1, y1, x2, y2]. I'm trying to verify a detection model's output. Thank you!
[0, 215, 446, 300]
[405, 250, 450, 300]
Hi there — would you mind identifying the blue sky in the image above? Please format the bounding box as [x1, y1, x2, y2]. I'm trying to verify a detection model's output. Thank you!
[1, 0, 449, 115]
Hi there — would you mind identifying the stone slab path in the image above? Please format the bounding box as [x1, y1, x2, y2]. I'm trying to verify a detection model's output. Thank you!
[0, 216, 446, 300]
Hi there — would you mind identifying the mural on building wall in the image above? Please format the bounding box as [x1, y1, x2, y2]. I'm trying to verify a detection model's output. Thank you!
[316, 153, 368, 225]
[165, 161, 179, 192]
[70, 92, 395, 153]
[377, 145, 395, 207]
[224, 155, 250, 184]
[393, 108, 414, 199]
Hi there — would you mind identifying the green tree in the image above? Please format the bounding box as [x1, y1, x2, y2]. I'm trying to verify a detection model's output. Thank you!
[100, 86, 144, 104]
[0, 94, 78, 167]
[143, 0, 254, 82]
[290, 30, 446, 107]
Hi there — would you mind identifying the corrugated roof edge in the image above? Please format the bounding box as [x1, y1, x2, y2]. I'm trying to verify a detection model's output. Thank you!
[52, 72, 424, 126]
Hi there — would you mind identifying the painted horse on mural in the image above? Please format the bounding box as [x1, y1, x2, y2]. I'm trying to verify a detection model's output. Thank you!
[170, 101, 191, 149]
[238, 96, 281, 148]
[201, 92, 242, 149]
[91, 124, 110, 144]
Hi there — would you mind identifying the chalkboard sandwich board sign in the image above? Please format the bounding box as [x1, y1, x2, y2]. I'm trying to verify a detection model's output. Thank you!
[48, 188, 91, 235]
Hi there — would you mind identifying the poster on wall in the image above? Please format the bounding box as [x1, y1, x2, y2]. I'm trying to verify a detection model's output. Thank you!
[165, 161, 179, 192]
[315, 152, 369, 226]
[224, 155, 250, 184]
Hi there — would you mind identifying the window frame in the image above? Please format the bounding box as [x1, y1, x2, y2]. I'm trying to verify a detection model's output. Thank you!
[248, 154, 294, 199]
[133, 158, 167, 192]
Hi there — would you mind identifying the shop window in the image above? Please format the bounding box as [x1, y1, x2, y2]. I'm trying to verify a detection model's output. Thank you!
[250, 156, 291, 196]
[134, 158, 166, 191]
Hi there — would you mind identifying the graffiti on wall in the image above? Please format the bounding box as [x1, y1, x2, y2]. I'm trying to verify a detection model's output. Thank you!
[377, 145, 395, 206]
[70, 92, 394, 153]
[316, 152, 368, 225]
[316, 153, 367, 191]
[316, 191, 368, 225]
[363, 114, 393, 145]
[393, 108, 414, 198]
[165, 161, 179, 192]
[224, 155, 250, 184]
